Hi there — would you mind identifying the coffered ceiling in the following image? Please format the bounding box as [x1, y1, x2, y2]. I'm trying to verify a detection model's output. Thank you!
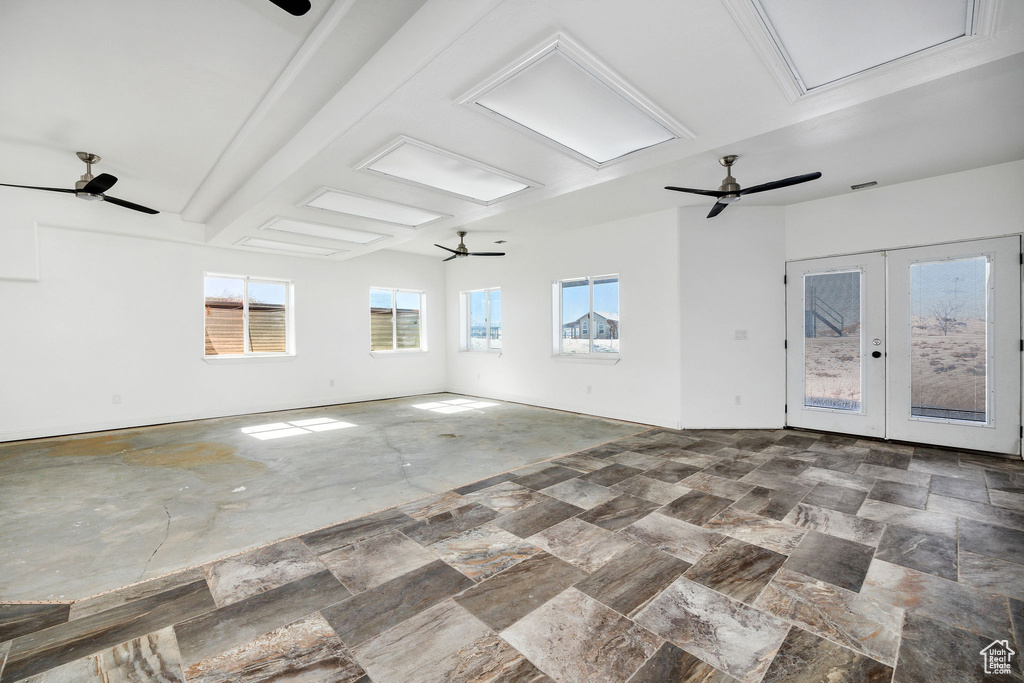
[1, 0, 1023, 260]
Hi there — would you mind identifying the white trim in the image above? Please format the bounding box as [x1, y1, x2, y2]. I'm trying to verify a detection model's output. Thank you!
[203, 273, 294, 359]
[203, 354, 296, 364]
[458, 33, 693, 168]
[357, 136, 540, 205]
[722, 0, 999, 103]
[369, 286, 427, 352]
[551, 355, 620, 365]
[370, 350, 429, 358]
[300, 186, 450, 229]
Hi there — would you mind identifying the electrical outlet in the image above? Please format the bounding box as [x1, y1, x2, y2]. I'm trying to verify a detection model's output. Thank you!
[734, 395, 742, 405]
[586, 385, 592, 394]
[329, 379, 335, 387]
[112, 394, 121, 405]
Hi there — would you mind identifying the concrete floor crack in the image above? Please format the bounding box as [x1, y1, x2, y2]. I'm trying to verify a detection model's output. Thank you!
[373, 423, 434, 495]
[136, 505, 171, 582]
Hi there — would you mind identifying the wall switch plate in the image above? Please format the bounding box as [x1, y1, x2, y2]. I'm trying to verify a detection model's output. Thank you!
[734, 329, 748, 340]
[112, 394, 122, 404]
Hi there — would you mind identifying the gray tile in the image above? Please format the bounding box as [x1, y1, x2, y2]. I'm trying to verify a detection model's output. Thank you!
[990, 489, 1024, 512]
[756, 456, 812, 477]
[203, 539, 327, 607]
[460, 481, 547, 514]
[321, 560, 471, 647]
[452, 472, 519, 495]
[799, 467, 875, 493]
[857, 463, 931, 487]
[683, 537, 785, 604]
[0, 604, 69, 642]
[396, 491, 468, 520]
[703, 508, 806, 555]
[454, 552, 586, 632]
[644, 461, 702, 484]
[618, 512, 727, 564]
[731, 486, 805, 521]
[739, 469, 814, 495]
[5, 579, 215, 682]
[554, 452, 616, 473]
[866, 480, 929, 510]
[540, 477, 618, 510]
[760, 626, 893, 683]
[755, 567, 903, 666]
[811, 450, 866, 474]
[855, 498, 955, 530]
[580, 463, 645, 487]
[175, 570, 349, 667]
[782, 503, 885, 545]
[492, 497, 583, 538]
[863, 448, 912, 470]
[515, 465, 581, 491]
[401, 503, 499, 546]
[959, 517, 1024, 566]
[894, 612, 1019, 683]
[430, 523, 543, 582]
[928, 494, 1024, 530]
[661, 491, 734, 526]
[353, 600, 538, 683]
[679, 472, 755, 500]
[984, 470, 1024, 494]
[527, 517, 633, 573]
[875, 521, 957, 580]
[634, 578, 790, 683]
[320, 529, 437, 593]
[626, 642, 739, 682]
[610, 475, 689, 505]
[802, 482, 867, 514]
[15, 626, 185, 683]
[576, 544, 691, 617]
[577, 494, 660, 531]
[958, 550, 1024, 601]
[703, 460, 758, 480]
[502, 588, 661, 683]
[182, 613, 364, 683]
[930, 474, 989, 503]
[607, 450, 669, 470]
[784, 531, 875, 592]
[861, 559, 1011, 640]
[68, 569, 205, 621]
[299, 508, 415, 556]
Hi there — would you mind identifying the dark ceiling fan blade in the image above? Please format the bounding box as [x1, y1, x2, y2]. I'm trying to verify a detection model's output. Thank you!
[435, 244, 459, 254]
[0, 182, 75, 194]
[664, 186, 727, 198]
[81, 173, 118, 194]
[102, 195, 160, 214]
[268, 0, 311, 16]
[468, 252, 505, 257]
[443, 254, 458, 262]
[707, 201, 730, 218]
[739, 172, 822, 196]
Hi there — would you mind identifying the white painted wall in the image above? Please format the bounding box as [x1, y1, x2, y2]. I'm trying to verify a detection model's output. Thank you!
[0, 224, 446, 442]
[785, 159, 1024, 260]
[679, 206, 788, 429]
[445, 210, 682, 428]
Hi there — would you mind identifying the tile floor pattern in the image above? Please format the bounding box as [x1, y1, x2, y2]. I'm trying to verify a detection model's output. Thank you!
[3, 428, 1024, 681]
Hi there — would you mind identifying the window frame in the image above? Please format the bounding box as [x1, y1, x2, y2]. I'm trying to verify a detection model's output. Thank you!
[462, 287, 502, 352]
[203, 273, 294, 359]
[553, 274, 620, 357]
[369, 287, 427, 353]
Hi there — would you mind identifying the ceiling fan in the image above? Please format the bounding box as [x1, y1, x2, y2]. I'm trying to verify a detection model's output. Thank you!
[435, 231, 505, 262]
[268, 0, 311, 16]
[665, 155, 821, 218]
[0, 152, 159, 215]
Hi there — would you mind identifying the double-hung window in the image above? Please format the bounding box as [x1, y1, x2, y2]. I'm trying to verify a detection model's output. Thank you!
[370, 288, 425, 352]
[464, 288, 501, 351]
[556, 275, 619, 355]
[204, 274, 292, 357]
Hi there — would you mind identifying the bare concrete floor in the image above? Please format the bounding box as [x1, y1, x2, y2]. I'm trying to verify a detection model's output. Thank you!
[0, 394, 645, 601]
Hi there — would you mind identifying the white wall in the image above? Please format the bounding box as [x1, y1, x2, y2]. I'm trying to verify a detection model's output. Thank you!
[679, 206, 788, 429]
[0, 224, 446, 441]
[785, 159, 1024, 260]
[445, 210, 682, 428]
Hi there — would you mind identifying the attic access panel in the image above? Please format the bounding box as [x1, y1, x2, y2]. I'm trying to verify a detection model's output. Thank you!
[752, 0, 978, 91]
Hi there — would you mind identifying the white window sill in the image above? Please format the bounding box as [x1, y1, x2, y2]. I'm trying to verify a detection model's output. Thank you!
[458, 350, 503, 356]
[203, 354, 296, 364]
[552, 355, 620, 365]
[370, 350, 428, 358]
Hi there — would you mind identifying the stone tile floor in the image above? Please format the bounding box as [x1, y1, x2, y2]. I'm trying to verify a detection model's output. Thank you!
[3, 427, 1024, 681]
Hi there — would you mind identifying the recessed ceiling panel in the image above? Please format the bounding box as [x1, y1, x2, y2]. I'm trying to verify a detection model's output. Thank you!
[237, 237, 341, 256]
[305, 189, 446, 227]
[362, 138, 533, 203]
[755, 0, 974, 90]
[471, 49, 677, 165]
[260, 217, 387, 244]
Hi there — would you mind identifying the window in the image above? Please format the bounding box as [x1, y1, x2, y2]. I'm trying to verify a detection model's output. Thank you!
[371, 288, 425, 351]
[557, 275, 619, 355]
[465, 288, 501, 351]
[204, 274, 292, 357]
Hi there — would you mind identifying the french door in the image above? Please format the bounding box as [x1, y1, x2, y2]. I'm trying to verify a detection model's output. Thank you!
[786, 236, 1021, 456]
